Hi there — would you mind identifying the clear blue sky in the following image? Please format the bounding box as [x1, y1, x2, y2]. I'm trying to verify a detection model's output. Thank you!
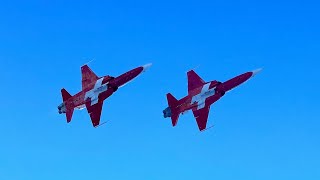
[0, 0, 319, 179]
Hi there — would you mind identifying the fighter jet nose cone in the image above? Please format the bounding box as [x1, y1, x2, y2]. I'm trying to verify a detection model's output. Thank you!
[143, 63, 152, 72]
[252, 68, 262, 76]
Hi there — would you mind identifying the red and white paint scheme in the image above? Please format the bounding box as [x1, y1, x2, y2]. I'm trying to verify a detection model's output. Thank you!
[58, 63, 152, 127]
[163, 68, 262, 131]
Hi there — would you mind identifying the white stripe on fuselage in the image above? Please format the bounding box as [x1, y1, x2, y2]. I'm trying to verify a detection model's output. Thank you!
[191, 83, 216, 110]
[85, 78, 108, 106]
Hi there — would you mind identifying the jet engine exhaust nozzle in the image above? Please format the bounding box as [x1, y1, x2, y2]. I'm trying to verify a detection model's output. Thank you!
[163, 107, 172, 118]
[58, 103, 67, 114]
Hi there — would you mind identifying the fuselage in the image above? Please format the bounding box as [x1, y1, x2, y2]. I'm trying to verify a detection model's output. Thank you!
[177, 80, 221, 113]
[62, 64, 151, 112]
[176, 70, 258, 114]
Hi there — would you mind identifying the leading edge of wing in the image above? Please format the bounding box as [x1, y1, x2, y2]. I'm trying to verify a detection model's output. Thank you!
[192, 106, 211, 131]
[81, 65, 99, 90]
[85, 101, 104, 127]
[187, 70, 205, 93]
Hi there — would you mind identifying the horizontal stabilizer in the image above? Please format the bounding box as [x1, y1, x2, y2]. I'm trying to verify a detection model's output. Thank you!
[166, 93, 180, 127]
[167, 93, 178, 108]
[171, 113, 180, 127]
[61, 88, 72, 102]
[66, 108, 74, 123]
[60, 88, 74, 123]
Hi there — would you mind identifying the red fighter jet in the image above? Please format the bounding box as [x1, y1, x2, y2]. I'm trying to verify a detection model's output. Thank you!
[163, 68, 262, 131]
[58, 63, 152, 127]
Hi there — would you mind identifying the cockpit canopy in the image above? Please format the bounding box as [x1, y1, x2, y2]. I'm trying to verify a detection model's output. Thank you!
[102, 75, 115, 84]
[208, 80, 222, 89]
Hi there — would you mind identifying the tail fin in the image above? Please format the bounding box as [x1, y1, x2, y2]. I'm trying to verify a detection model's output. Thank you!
[166, 93, 180, 127]
[60, 88, 74, 123]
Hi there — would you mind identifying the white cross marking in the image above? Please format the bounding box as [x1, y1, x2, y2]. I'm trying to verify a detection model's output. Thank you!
[85, 78, 108, 106]
[191, 83, 215, 110]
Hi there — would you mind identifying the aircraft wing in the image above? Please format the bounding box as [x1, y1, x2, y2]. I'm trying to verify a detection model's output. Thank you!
[81, 65, 99, 90]
[187, 70, 205, 93]
[85, 101, 104, 127]
[192, 106, 210, 131]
